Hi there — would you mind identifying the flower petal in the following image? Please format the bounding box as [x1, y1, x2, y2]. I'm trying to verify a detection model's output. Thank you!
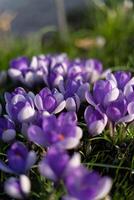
[53, 100, 66, 114]
[25, 151, 37, 171]
[18, 105, 35, 122]
[57, 137, 80, 149]
[28, 125, 46, 146]
[94, 177, 112, 200]
[89, 120, 106, 136]
[0, 161, 13, 173]
[20, 175, 31, 195]
[34, 94, 44, 110]
[127, 102, 134, 114]
[75, 127, 83, 139]
[39, 161, 57, 181]
[104, 88, 119, 106]
[2, 129, 16, 142]
[66, 98, 76, 111]
[4, 177, 22, 199]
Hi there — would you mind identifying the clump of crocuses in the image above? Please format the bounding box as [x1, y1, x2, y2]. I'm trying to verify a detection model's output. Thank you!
[84, 71, 134, 135]
[39, 146, 112, 200]
[2, 54, 129, 200]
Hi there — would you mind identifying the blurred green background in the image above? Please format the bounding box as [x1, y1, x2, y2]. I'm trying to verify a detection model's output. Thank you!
[0, 0, 134, 70]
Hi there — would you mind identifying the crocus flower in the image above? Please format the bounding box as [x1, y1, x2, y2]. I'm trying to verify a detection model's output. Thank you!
[5, 87, 36, 123]
[84, 105, 107, 135]
[83, 59, 103, 83]
[28, 111, 82, 149]
[59, 79, 89, 111]
[39, 146, 81, 182]
[0, 115, 16, 142]
[46, 57, 68, 88]
[9, 56, 30, 77]
[8, 56, 44, 87]
[8, 56, 34, 86]
[92, 77, 119, 107]
[34, 87, 66, 114]
[0, 141, 36, 174]
[4, 175, 31, 199]
[114, 71, 131, 90]
[67, 59, 103, 84]
[63, 165, 112, 200]
[39, 146, 70, 181]
[106, 97, 128, 122]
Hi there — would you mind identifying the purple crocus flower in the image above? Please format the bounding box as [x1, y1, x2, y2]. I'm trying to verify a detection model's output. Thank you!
[8, 56, 34, 86]
[4, 175, 31, 199]
[28, 111, 82, 149]
[85, 73, 120, 110]
[0, 141, 36, 174]
[92, 77, 119, 107]
[8, 56, 42, 87]
[84, 105, 107, 135]
[39, 146, 81, 182]
[0, 115, 16, 142]
[59, 79, 89, 111]
[83, 59, 103, 83]
[30, 55, 49, 84]
[63, 165, 112, 200]
[41, 53, 68, 88]
[47, 60, 68, 88]
[34, 87, 66, 114]
[39, 147, 70, 181]
[106, 97, 128, 122]
[5, 87, 36, 123]
[114, 71, 131, 90]
[9, 56, 30, 76]
[67, 58, 104, 84]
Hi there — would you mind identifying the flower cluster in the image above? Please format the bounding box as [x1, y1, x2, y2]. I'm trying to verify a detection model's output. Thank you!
[39, 147, 112, 200]
[0, 54, 117, 200]
[85, 71, 134, 135]
[8, 54, 111, 112]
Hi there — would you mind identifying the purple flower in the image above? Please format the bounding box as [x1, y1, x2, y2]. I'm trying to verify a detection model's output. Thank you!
[40, 53, 68, 88]
[67, 60, 84, 82]
[83, 59, 103, 83]
[63, 165, 112, 200]
[8, 57, 35, 86]
[5, 87, 36, 123]
[67, 59, 103, 83]
[84, 105, 107, 135]
[59, 79, 89, 111]
[4, 175, 31, 199]
[8, 56, 45, 87]
[28, 112, 82, 149]
[0, 141, 36, 174]
[114, 71, 131, 90]
[92, 77, 119, 107]
[39, 146, 81, 182]
[106, 97, 127, 122]
[0, 115, 16, 142]
[47, 60, 68, 88]
[39, 147, 70, 181]
[34, 87, 66, 114]
[9, 56, 30, 75]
